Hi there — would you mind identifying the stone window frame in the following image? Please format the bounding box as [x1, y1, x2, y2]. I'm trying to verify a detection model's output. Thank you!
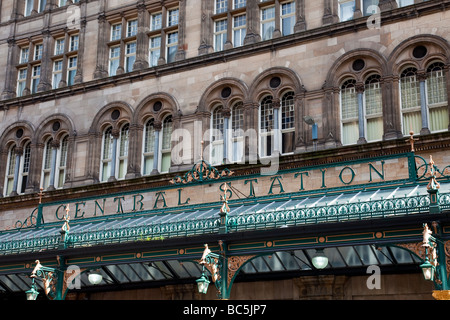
[105, 13, 139, 76]
[140, 110, 175, 176]
[15, 37, 43, 96]
[146, 4, 181, 65]
[50, 30, 80, 88]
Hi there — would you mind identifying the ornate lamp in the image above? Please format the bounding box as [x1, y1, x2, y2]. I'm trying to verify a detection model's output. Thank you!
[420, 257, 436, 282]
[26, 279, 39, 300]
[88, 271, 103, 285]
[311, 249, 328, 269]
[196, 270, 210, 294]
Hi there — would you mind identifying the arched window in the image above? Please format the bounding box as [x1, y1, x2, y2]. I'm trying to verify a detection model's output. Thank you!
[259, 92, 295, 156]
[161, 115, 172, 173]
[143, 119, 156, 175]
[101, 127, 114, 182]
[211, 106, 224, 165]
[100, 124, 129, 182]
[259, 95, 274, 157]
[231, 101, 244, 163]
[364, 74, 383, 141]
[4, 142, 31, 196]
[281, 91, 295, 153]
[426, 62, 448, 132]
[400, 63, 448, 135]
[41, 135, 68, 190]
[142, 116, 172, 175]
[340, 79, 359, 145]
[400, 67, 421, 135]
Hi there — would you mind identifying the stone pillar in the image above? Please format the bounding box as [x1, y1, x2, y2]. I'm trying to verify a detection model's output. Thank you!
[37, 29, 53, 92]
[294, 0, 307, 32]
[417, 71, 431, 135]
[133, 1, 150, 70]
[151, 121, 162, 175]
[356, 82, 367, 144]
[108, 129, 119, 182]
[223, 108, 231, 163]
[243, 0, 261, 45]
[93, 12, 109, 79]
[323, 0, 338, 25]
[74, 17, 87, 84]
[1, 38, 18, 99]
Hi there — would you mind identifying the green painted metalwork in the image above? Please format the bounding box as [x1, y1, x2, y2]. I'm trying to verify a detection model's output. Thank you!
[1, 192, 450, 256]
[170, 159, 234, 185]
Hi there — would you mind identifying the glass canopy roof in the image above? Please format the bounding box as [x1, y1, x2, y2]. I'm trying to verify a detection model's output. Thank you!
[0, 244, 423, 297]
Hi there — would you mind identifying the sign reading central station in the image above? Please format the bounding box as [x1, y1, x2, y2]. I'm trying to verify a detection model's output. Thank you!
[45, 156, 410, 223]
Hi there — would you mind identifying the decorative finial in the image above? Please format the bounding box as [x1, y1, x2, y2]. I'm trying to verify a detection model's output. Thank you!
[408, 130, 418, 152]
[427, 155, 440, 191]
[61, 204, 71, 233]
[38, 188, 44, 204]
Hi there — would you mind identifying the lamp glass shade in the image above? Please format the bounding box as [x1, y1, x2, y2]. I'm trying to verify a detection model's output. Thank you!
[312, 249, 328, 269]
[420, 260, 435, 282]
[26, 286, 39, 300]
[196, 274, 210, 294]
[88, 273, 103, 285]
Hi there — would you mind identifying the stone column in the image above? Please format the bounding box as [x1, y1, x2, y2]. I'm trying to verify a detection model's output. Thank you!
[272, 99, 281, 154]
[1, 38, 18, 99]
[133, 1, 150, 70]
[356, 82, 367, 144]
[243, 0, 261, 45]
[294, 0, 307, 32]
[151, 121, 162, 175]
[37, 29, 53, 92]
[74, 17, 87, 84]
[323, 0, 338, 25]
[417, 71, 431, 135]
[381, 75, 403, 139]
[108, 129, 119, 182]
[93, 12, 109, 79]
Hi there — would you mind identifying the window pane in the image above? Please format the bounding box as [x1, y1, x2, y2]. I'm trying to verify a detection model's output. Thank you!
[339, 0, 355, 21]
[233, 15, 246, 47]
[367, 117, 383, 141]
[281, 2, 295, 36]
[430, 106, 449, 132]
[261, 7, 275, 40]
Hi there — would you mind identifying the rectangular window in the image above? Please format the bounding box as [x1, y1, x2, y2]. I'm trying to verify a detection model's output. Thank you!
[166, 32, 178, 63]
[233, 15, 246, 47]
[111, 24, 122, 41]
[234, 0, 246, 9]
[59, 0, 67, 6]
[25, 0, 34, 16]
[55, 39, 65, 55]
[127, 19, 138, 37]
[34, 44, 43, 60]
[31, 65, 41, 94]
[215, 0, 228, 13]
[52, 60, 63, 89]
[39, 0, 47, 12]
[214, 19, 228, 52]
[151, 13, 162, 31]
[397, 0, 414, 7]
[67, 56, 77, 86]
[125, 42, 136, 73]
[339, 0, 355, 22]
[168, 8, 179, 27]
[261, 7, 275, 41]
[17, 69, 27, 97]
[363, 0, 379, 16]
[109, 46, 120, 76]
[70, 35, 79, 51]
[20, 47, 29, 64]
[281, 2, 295, 36]
[149, 36, 161, 67]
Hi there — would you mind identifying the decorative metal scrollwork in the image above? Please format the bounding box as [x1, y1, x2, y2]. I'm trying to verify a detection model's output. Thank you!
[170, 159, 233, 185]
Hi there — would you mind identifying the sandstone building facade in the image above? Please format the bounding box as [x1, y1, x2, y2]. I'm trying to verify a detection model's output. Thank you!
[0, 0, 449, 300]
